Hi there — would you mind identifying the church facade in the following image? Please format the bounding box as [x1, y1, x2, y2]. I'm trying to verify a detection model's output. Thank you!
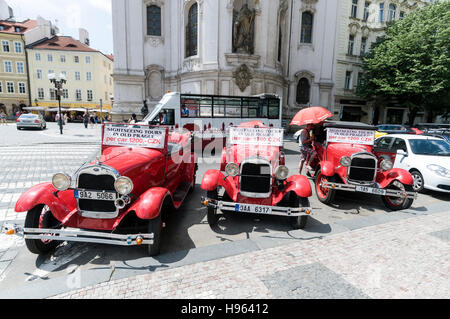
[111, 0, 340, 123]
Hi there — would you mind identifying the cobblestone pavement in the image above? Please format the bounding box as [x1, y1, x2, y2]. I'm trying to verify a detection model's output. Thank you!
[53, 210, 450, 299]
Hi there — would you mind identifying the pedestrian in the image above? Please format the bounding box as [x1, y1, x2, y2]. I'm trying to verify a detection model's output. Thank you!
[0, 110, 7, 125]
[83, 112, 89, 129]
[128, 113, 137, 124]
[94, 114, 98, 125]
[89, 113, 95, 128]
[298, 124, 317, 175]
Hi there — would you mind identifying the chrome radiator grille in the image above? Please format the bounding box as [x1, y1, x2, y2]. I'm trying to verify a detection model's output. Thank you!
[239, 158, 272, 198]
[347, 153, 377, 184]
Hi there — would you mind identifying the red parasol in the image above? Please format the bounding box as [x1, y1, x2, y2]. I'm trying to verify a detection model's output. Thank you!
[289, 106, 333, 126]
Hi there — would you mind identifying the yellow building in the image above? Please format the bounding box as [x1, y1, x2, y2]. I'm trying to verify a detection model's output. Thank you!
[0, 19, 36, 118]
[27, 35, 114, 120]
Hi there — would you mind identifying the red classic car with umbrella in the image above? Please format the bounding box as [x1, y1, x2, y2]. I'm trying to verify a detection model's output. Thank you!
[5, 123, 197, 256]
[200, 121, 312, 229]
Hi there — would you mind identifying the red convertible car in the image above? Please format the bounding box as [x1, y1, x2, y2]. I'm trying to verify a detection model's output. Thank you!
[201, 121, 312, 229]
[308, 121, 416, 210]
[11, 123, 197, 256]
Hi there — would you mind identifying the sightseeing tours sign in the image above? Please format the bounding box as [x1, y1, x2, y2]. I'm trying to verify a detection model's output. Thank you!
[326, 127, 375, 145]
[228, 127, 284, 147]
[103, 124, 167, 149]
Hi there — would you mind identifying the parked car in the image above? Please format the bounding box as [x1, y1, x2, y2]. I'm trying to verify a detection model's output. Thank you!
[308, 121, 416, 210]
[374, 134, 450, 193]
[16, 113, 46, 130]
[424, 129, 450, 144]
[377, 124, 422, 135]
[201, 121, 312, 229]
[10, 123, 197, 256]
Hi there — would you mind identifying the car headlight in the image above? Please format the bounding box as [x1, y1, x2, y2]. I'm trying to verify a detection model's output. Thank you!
[274, 165, 289, 180]
[380, 159, 393, 171]
[52, 173, 71, 191]
[339, 156, 351, 167]
[225, 163, 239, 177]
[114, 176, 134, 195]
[427, 164, 450, 178]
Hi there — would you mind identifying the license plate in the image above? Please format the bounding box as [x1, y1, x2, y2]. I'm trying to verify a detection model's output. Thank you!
[74, 189, 117, 201]
[235, 204, 272, 214]
[355, 186, 386, 195]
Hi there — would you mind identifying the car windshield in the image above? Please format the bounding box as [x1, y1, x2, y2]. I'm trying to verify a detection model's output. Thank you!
[19, 114, 37, 118]
[409, 139, 450, 156]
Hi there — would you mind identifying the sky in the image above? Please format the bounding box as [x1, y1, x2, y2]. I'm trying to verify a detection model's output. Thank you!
[6, 0, 113, 55]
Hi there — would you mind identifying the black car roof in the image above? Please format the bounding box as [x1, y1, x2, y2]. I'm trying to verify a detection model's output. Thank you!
[323, 121, 377, 131]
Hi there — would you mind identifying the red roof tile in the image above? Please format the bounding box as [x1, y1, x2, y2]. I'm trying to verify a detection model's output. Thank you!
[0, 19, 37, 34]
[30, 36, 99, 52]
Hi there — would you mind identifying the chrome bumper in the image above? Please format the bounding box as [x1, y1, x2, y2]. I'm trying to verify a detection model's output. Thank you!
[202, 198, 312, 217]
[319, 181, 417, 199]
[1, 224, 153, 246]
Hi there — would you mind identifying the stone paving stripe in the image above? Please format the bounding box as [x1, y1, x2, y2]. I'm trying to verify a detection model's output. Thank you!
[0, 249, 18, 262]
[261, 262, 370, 299]
[428, 228, 450, 242]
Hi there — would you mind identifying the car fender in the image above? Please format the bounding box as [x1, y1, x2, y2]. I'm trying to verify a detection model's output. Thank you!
[284, 175, 312, 198]
[377, 168, 414, 188]
[14, 182, 75, 222]
[201, 169, 239, 201]
[319, 161, 335, 177]
[128, 187, 172, 220]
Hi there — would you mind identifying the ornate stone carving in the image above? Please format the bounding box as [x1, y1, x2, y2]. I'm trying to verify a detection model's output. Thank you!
[301, 0, 318, 13]
[147, 36, 164, 47]
[233, 64, 253, 92]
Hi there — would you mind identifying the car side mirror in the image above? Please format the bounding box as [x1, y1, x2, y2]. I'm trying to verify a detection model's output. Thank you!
[396, 149, 408, 157]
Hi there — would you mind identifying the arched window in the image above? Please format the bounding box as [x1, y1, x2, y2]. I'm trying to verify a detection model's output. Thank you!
[296, 78, 310, 104]
[300, 11, 313, 44]
[186, 3, 198, 57]
[147, 5, 162, 36]
[388, 4, 396, 22]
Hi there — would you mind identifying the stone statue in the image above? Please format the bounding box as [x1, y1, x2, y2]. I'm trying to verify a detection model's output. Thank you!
[233, 3, 256, 54]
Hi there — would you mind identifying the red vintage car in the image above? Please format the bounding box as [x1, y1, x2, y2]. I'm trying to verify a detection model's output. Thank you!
[201, 121, 312, 229]
[11, 123, 197, 256]
[308, 121, 416, 210]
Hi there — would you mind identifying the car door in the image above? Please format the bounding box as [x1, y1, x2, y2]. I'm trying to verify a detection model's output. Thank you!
[373, 136, 395, 161]
[391, 138, 409, 169]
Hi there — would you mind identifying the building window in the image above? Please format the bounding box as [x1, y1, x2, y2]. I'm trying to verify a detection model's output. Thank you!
[75, 71, 81, 81]
[296, 78, 311, 104]
[0, 82, 2, 93]
[351, 0, 358, 18]
[300, 11, 313, 44]
[61, 71, 67, 78]
[60, 55, 66, 63]
[360, 37, 367, 55]
[75, 89, 82, 101]
[85, 56, 91, 64]
[379, 3, 384, 22]
[357, 72, 364, 88]
[35, 53, 41, 61]
[147, 5, 162, 36]
[47, 54, 53, 62]
[18, 82, 26, 94]
[16, 62, 24, 74]
[6, 82, 14, 93]
[86, 72, 92, 81]
[399, 11, 405, 19]
[87, 90, 93, 101]
[37, 88, 44, 99]
[48, 70, 54, 78]
[14, 42, 22, 53]
[345, 71, 353, 89]
[74, 56, 79, 63]
[2, 40, 9, 52]
[49, 88, 56, 100]
[363, 2, 370, 21]
[4, 61, 12, 73]
[14, 26, 21, 32]
[388, 4, 396, 22]
[186, 3, 198, 57]
[62, 89, 69, 99]
[348, 35, 355, 55]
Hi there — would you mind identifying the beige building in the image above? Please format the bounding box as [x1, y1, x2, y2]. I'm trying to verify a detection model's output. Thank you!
[0, 18, 37, 118]
[334, 0, 433, 125]
[27, 34, 114, 119]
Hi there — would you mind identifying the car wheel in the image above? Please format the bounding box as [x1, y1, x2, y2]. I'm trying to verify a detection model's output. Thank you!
[381, 181, 414, 211]
[206, 189, 219, 227]
[315, 169, 336, 205]
[289, 197, 309, 230]
[147, 214, 162, 256]
[24, 205, 61, 255]
[410, 170, 424, 192]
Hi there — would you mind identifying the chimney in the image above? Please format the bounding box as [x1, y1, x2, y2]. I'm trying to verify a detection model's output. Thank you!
[79, 28, 90, 46]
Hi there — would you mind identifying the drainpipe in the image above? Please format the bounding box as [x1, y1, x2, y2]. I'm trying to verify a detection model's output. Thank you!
[21, 34, 32, 107]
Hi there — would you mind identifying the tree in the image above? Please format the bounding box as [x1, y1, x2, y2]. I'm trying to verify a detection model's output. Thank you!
[357, 1, 450, 124]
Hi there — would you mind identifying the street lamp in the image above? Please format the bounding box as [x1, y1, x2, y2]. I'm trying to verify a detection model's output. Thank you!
[48, 72, 67, 135]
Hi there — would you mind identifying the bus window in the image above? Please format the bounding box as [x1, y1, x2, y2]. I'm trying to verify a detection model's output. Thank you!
[225, 98, 241, 118]
[150, 109, 175, 125]
[268, 99, 280, 119]
[213, 98, 225, 117]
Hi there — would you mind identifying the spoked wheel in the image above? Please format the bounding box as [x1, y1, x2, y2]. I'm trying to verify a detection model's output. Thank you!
[289, 196, 310, 230]
[24, 205, 61, 255]
[381, 181, 414, 211]
[410, 170, 424, 192]
[147, 214, 162, 256]
[206, 189, 220, 227]
[315, 169, 336, 205]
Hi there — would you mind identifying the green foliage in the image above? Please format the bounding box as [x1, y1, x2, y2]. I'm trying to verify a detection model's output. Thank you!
[357, 1, 450, 113]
